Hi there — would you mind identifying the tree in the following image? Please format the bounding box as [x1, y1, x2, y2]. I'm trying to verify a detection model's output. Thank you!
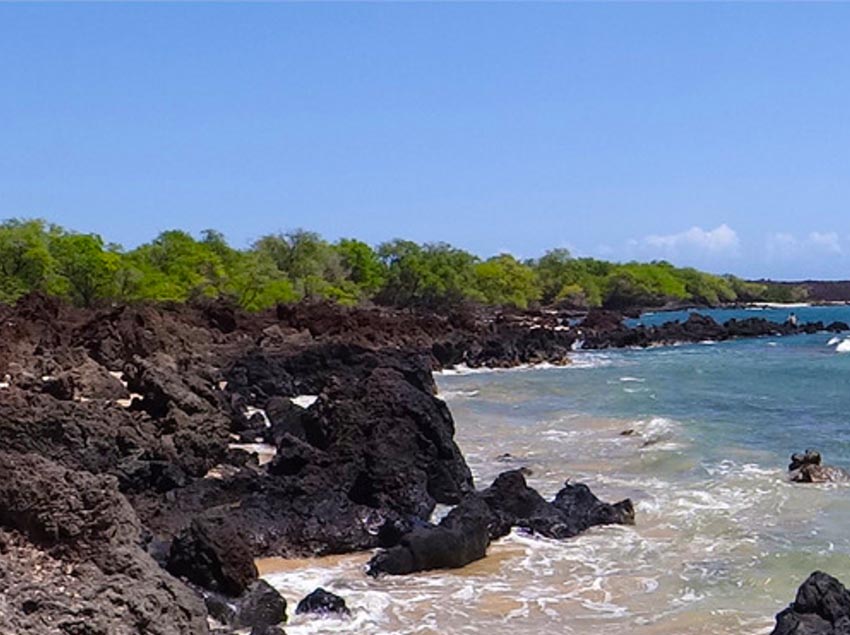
[50, 232, 119, 307]
[253, 230, 349, 299]
[225, 250, 298, 310]
[534, 248, 573, 303]
[127, 230, 226, 301]
[334, 238, 387, 295]
[0, 219, 54, 303]
[377, 240, 480, 308]
[473, 254, 540, 309]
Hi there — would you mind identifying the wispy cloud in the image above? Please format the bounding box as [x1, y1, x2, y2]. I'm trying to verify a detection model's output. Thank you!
[643, 224, 739, 253]
[766, 231, 842, 256]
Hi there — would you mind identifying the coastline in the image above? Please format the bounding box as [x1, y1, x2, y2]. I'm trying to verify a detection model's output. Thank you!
[0, 295, 847, 634]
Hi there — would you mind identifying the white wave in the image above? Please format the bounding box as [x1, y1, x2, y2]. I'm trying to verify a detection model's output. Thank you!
[436, 355, 613, 376]
[836, 339, 850, 353]
[436, 389, 479, 401]
[619, 376, 645, 383]
[828, 336, 842, 346]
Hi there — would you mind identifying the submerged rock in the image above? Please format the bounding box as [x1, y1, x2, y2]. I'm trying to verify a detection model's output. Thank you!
[772, 571, 850, 634]
[295, 588, 351, 616]
[788, 450, 850, 483]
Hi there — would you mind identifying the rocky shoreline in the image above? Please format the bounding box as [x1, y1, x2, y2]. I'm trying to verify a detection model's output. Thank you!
[0, 294, 846, 634]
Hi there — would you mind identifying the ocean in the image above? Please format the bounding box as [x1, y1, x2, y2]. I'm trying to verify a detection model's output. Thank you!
[261, 305, 850, 634]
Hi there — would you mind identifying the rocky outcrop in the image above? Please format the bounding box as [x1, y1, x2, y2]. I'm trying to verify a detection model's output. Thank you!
[139, 348, 474, 559]
[788, 450, 850, 483]
[579, 311, 850, 350]
[0, 451, 208, 635]
[771, 571, 850, 635]
[367, 470, 634, 576]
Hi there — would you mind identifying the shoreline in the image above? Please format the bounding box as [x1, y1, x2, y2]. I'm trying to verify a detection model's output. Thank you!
[0, 296, 848, 634]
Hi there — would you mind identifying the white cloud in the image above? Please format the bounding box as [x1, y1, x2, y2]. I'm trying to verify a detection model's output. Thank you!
[807, 231, 842, 254]
[766, 231, 842, 256]
[644, 224, 739, 253]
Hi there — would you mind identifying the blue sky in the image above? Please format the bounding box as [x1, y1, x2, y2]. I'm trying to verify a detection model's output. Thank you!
[3, 3, 850, 279]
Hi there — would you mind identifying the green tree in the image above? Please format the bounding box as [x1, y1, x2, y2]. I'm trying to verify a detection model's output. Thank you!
[226, 250, 298, 310]
[473, 254, 540, 308]
[377, 240, 480, 308]
[0, 219, 54, 303]
[534, 248, 574, 303]
[334, 238, 387, 295]
[127, 230, 226, 301]
[50, 232, 119, 307]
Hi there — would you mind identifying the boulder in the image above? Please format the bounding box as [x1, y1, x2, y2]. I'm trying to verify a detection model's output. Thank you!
[772, 571, 850, 635]
[235, 580, 288, 630]
[295, 588, 351, 616]
[166, 514, 258, 596]
[482, 470, 634, 539]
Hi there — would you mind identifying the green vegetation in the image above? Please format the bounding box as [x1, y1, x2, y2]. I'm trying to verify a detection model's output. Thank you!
[0, 218, 807, 311]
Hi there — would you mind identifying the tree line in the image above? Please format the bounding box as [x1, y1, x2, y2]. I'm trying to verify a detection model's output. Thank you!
[0, 219, 807, 311]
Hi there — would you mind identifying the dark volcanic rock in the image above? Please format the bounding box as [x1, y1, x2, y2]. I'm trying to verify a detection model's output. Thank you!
[368, 470, 634, 576]
[772, 571, 850, 635]
[0, 389, 161, 475]
[296, 588, 351, 616]
[580, 311, 850, 351]
[553, 481, 637, 530]
[235, 580, 288, 630]
[166, 514, 258, 596]
[300, 362, 473, 517]
[367, 495, 491, 576]
[788, 450, 850, 483]
[138, 344, 475, 558]
[263, 395, 308, 445]
[0, 451, 208, 635]
[483, 470, 635, 540]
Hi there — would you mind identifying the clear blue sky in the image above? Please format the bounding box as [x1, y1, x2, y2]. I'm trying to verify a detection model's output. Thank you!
[3, 3, 850, 279]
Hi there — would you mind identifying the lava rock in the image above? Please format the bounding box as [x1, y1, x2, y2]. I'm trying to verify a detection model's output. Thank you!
[166, 514, 258, 596]
[264, 396, 308, 445]
[772, 571, 850, 634]
[367, 495, 491, 576]
[235, 580, 288, 630]
[789, 450, 850, 483]
[295, 588, 351, 616]
[0, 451, 208, 635]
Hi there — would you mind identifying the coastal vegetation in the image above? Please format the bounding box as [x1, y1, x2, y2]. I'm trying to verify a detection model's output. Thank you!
[0, 218, 808, 311]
